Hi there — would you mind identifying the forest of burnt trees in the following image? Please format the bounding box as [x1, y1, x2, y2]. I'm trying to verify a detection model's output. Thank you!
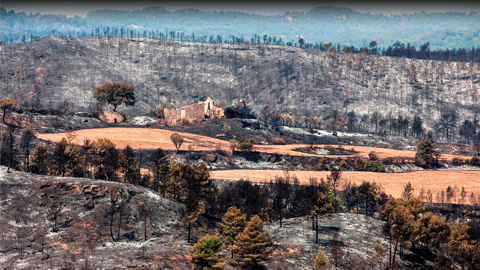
[0, 35, 479, 148]
[2, 127, 480, 268]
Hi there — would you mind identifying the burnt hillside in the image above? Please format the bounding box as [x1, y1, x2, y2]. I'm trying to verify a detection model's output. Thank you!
[1, 36, 479, 133]
[0, 166, 189, 269]
[0, 166, 400, 269]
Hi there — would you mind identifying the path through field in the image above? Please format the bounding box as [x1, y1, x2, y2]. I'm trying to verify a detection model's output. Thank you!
[211, 170, 480, 203]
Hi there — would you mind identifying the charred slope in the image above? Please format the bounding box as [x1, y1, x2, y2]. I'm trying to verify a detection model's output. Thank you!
[0, 165, 434, 269]
[0, 36, 479, 131]
[0, 166, 188, 269]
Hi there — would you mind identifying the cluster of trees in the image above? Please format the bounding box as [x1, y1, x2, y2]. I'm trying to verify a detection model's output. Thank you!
[1, 126, 35, 173]
[261, 110, 430, 138]
[381, 41, 480, 62]
[0, 126, 142, 184]
[28, 137, 140, 181]
[189, 209, 272, 269]
[262, 107, 480, 147]
[379, 196, 480, 269]
[2, 26, 478, 139]
[214, 170, 390, 228]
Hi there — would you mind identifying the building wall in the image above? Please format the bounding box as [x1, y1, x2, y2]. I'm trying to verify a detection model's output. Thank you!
[164, 108, 182, 125]
[204, 98, 214, 114]
[209, 107, 225, 119]
[164, 98, 225, 126]
[183, 103, 205, 123]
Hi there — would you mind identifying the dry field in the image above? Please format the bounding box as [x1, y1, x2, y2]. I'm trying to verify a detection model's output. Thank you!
[211, 170, 480, 203]
[37, 127, 230, 151]
[37, 128, 470, 162]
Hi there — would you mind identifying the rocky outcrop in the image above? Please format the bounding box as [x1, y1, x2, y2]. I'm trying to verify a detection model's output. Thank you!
[99, 110, 125, 123]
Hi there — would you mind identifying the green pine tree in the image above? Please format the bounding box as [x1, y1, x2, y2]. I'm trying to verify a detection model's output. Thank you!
[219, 206, 247, 258]
[232, 215, 272, 268]
[189, 234, 226, 270]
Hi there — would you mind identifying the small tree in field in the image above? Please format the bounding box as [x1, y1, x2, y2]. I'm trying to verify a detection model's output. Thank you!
[170, 133, 184, 152]
[189, 234, 226, 270]
[401, 182, 414, 201]
[93, 82, 135, 112]
[0, 98, 19, 123]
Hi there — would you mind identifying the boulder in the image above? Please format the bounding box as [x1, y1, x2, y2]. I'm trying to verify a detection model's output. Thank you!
[84, 200, 95, 209]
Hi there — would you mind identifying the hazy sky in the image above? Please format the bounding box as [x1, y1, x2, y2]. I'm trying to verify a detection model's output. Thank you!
[2, 0, 480, 17]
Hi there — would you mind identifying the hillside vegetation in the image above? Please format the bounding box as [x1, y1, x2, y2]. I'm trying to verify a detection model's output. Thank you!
[1, 36, 479, 138]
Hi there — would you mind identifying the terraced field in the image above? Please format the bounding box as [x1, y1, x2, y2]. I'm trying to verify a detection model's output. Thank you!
[211, 170, 480, 203]
[37, 128, 470, 161]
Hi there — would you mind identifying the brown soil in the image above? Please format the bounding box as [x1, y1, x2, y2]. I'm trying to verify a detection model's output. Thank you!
[211, 169, 480, 203]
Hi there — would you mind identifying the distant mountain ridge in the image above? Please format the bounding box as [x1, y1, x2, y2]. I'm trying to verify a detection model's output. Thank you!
[1, 6, 479, 49]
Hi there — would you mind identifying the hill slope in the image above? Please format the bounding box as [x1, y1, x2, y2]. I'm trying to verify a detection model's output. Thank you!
[0, 36, 479, 133]
[0, 166, 188, 269]
[0, 166, 448, 269]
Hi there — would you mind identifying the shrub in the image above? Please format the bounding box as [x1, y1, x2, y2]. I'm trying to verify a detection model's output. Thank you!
[222, 124, 232, 135]
[368, 151, 379, 161]
[229, 139, 238, 152]
[237, 138, 256, 152]
[469, 157, 480, 166]
[181, 118, 191, 126]
[363, 161, 385, 172]
[354, 158, 385, 172]
[189, 234, 226, 269]
[382, 157, 394, 165]
[270, 137, 286, 145]
[313, 250, 328, 270]
[452, 158, 464, 166]
[152, 105, 165, 118]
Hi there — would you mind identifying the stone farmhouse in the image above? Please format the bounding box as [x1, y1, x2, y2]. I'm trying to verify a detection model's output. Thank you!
[164, 97, 225, 125]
